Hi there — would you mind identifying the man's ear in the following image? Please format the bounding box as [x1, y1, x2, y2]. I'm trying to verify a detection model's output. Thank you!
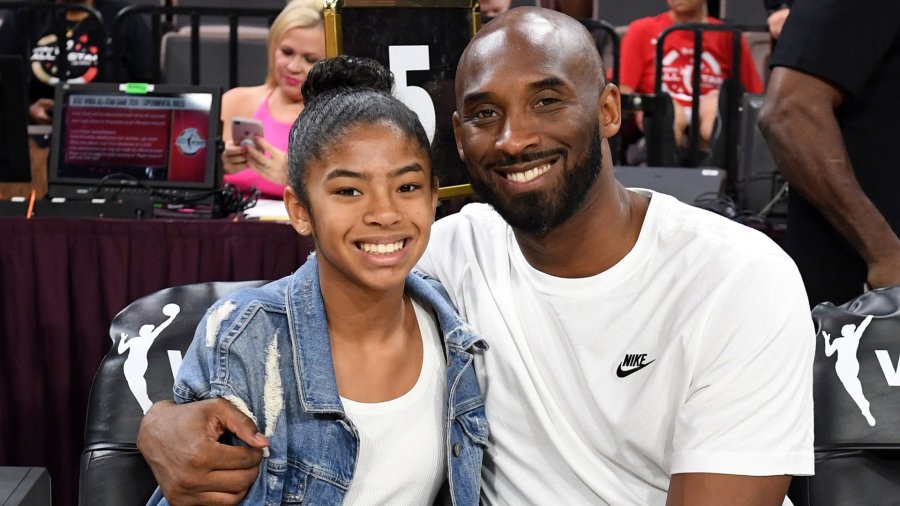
[600, 83, 622, 139]
[283, 186, 312, 237]
[431, 175, 439, 215]
[452, 111, 465, 162]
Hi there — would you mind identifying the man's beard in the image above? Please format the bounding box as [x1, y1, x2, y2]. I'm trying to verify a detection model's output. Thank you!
[470, 123, 602, 235]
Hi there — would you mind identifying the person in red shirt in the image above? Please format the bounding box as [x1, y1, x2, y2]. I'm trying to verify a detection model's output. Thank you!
[619, 0, 763, 151]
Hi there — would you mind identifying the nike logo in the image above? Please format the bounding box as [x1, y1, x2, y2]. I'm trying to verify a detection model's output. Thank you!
[616, 353, 655, 378]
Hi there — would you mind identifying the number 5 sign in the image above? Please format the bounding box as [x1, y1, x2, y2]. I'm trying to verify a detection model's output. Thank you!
[390, 45, 436, 143]
[324, 0, 480, 194]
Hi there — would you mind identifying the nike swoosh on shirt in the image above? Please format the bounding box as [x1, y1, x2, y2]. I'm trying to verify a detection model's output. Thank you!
[615, 360, 656, 378]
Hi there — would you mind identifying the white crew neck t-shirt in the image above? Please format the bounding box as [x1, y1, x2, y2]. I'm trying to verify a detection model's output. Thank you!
[418, 190, 814, 505]
[341, 299, 447, 506]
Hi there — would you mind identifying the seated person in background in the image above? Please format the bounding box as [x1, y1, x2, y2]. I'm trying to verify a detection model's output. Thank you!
[619, 0, 763, 151]
[147, 55, 487, 505]
[0, 0, 153, 124]
[479, 0, 512, 18]
[220, 0, 325, 200]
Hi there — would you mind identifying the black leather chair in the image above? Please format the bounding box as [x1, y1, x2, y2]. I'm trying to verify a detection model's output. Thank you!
[78, 280, 267, 506]
[789, 286, 900, 505]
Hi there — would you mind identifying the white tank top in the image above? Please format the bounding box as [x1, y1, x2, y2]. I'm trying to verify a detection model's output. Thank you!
[341, 299, 447, 506]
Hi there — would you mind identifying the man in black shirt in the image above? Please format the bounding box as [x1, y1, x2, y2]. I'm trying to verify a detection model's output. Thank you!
[759, 0, 900, 306]
[0, 0, 153, 123]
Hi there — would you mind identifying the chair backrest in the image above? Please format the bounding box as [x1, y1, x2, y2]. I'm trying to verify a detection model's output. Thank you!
[789, 286, 900, 505]
[111, 5, 281, 87]
[742, 30, 771, 85]
[160, 26, 269, 87]
[78, 280, 268, 506]
[620, 92, 679, 167]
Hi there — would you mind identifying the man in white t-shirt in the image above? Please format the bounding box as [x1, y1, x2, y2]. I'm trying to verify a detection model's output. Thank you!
[136, 7, 814, 505]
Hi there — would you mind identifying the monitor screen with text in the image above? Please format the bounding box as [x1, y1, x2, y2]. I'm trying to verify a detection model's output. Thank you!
[49, 83, 221, 191]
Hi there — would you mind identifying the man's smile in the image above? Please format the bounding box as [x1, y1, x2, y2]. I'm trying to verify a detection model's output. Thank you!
[504, 161, 552, 183]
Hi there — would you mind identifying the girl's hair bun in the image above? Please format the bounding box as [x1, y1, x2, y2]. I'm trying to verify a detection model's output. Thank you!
[301, 55, 393, 103]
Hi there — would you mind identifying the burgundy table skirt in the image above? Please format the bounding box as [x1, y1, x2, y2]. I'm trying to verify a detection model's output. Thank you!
[0, 216, 314, 506]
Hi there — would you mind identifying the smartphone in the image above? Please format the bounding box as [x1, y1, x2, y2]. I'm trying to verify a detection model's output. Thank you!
[232, 116, 264, 150]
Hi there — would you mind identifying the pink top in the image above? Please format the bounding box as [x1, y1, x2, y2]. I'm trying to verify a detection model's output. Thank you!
[224, 91, 294, 199]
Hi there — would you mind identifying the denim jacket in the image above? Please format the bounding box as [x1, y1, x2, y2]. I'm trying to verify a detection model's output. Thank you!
[148, 255, 489, 505]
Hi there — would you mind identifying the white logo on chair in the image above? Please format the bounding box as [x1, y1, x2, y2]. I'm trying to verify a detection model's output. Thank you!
[118, 303, 180, 414]
[822, 315, 876, 426]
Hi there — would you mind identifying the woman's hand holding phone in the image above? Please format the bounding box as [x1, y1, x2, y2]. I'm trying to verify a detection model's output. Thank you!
[221, 140, 249, 174]
[243, 137, 288, 185]
[232, 117, 264, 151]
[221, 121, 288, 184]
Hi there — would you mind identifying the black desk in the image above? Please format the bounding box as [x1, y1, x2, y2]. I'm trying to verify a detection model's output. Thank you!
[0, 216, 314, 506]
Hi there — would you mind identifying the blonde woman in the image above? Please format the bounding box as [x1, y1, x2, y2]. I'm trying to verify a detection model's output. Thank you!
[221, 0, 325, 199]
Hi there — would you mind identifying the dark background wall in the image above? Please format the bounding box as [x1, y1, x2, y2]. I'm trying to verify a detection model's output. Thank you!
[508, 0, 770, 27]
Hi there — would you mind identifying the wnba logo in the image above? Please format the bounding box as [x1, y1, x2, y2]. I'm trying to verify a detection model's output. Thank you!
[822, 314, 900, 427]
[117, 304, 184, 414]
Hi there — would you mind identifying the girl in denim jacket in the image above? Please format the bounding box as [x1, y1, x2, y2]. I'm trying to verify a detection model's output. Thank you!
[148, 56, 488, 506]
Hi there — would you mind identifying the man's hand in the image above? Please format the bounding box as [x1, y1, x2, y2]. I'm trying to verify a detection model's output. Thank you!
[137, 399, 268, 505]
[28, 98, 54, 125]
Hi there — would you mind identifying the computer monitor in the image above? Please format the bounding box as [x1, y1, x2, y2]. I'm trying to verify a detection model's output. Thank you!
[0, 56, 31, 183]
[48, 82, 222, 199]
